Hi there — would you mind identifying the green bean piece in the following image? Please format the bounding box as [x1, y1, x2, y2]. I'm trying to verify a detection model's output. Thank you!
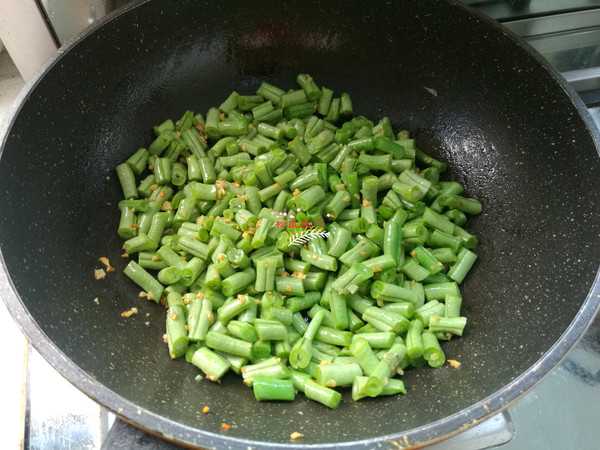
[421, 331, 445, 367]
[178, 236, 211, 260]
[362, 306, 410, 334]
[137, 251, 167, 270]
[429, 229, 462, 253]
[349, 337, 380, 376]
[204, 108, 221, 140]
[208, 219, 241, 242]
[287, 370, 310, 393]
[256, 82, 284, 105]
[352, 376, 406, 401]
[297, 74, 321, 102]
[365, 341, 406, 397]
[400, 258, 430, 282]
[214, 350, 248, 375]
[430, 247, 457, 264]
[153, 119, 175, 136]
[293, 185, 325, 211]
[331, 263, 373, 296]
[242, 357, 281, 377]
[283, 102, 314, 120]
[453, 224, 478, 249]
[428, 315, 468, 336]
[411, 245, 444, 274]
[168, 162, 185, 186]
[233, 208, 258, 231]
[314, 326, 352, 347]
[328, 291, 349, 330]
[181, 128, 208, 159]
[308, 304, 335, 329]
[221, 268, 256, 297]
[444, 293, 463, 318]
[253, 378, 295, 402]
[318, 87, 334, 115]
[218, 91, 239, 114]
[415, 148, 447, 172]
[125, 148, 149, 176]
[202, 263, 220, 290]
[325, 98, 341, 124]
[253, 318, 288, 341]
[321, 189, 351, 220]
[346, 308, 365, 332]
[315, 362, 361, 388]
[123, 261, 164, 304]
[303, 379, 341, 409]
[251, 340, 273, 359]
[447, 248, 478, 283]
[338, 217, 368, 234]
[117, 207, 137, 240]
[227, 320, 258, 343]
[261, 305, 293, 326]
[275, 276, 305, 296]
[148, 131, 172, 157]
[166, 303, 188, 359]
[338, 240, 377, 267]
[188, 299, 213, 342]
[191, 346, 230, 382]
[274, 339, 292, 358]
[116, 162, 138, 200]
[218, 294, 254, 325]
[326, 225, 352, 258]
[284, 257, 311, 275]
[289, 309, 324, 368]
[336, 92, 352, 117]
[176, 110, 194, 132]
[300, 248, 338, 272]
[423, 207, 455, 235]
[288, 312, 307, 338]
[280, 89, 306, 107]
[380, 301, 414, 319]
[205, 331, 253, 359]
[444, 208, 468, 226]
[312, 341, 341, 358]
[423, 282, 460, 302]
[158, 266, 181, 285]
[307, 129, 335, 156]
[303, 272, 327, 291]
[171, 197, 194, 224]
[406, 319, 425, 361]
[156, 245, 186, 270]
[164, 137, 187, 163]
[135, 173, 154, 197]
[415, 300, 445, 327]
[439, 194, 482, 215]
[352, 331, 395, 349]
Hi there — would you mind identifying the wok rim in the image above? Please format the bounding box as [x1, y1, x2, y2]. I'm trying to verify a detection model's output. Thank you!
[1, 0, 600, 448]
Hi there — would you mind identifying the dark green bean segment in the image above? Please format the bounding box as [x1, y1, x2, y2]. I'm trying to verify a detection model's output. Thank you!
[116, 74, 481, 410]
[253, 378, 295, 401]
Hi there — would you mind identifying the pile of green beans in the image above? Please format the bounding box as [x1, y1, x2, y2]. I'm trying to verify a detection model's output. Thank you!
[116, 74, 481, 409]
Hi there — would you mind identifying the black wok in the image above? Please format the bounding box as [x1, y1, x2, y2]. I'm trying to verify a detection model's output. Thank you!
[1, 0, 599, 448]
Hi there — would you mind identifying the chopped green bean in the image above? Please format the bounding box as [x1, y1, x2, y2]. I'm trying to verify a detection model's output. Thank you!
[116, 74, 481, 410]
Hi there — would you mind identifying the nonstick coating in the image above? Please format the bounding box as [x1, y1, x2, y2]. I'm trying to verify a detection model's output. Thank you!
[1, 0, 599, 448]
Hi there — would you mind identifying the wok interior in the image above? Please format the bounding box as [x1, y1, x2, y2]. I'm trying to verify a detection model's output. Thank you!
[1, 0, 599, 446]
